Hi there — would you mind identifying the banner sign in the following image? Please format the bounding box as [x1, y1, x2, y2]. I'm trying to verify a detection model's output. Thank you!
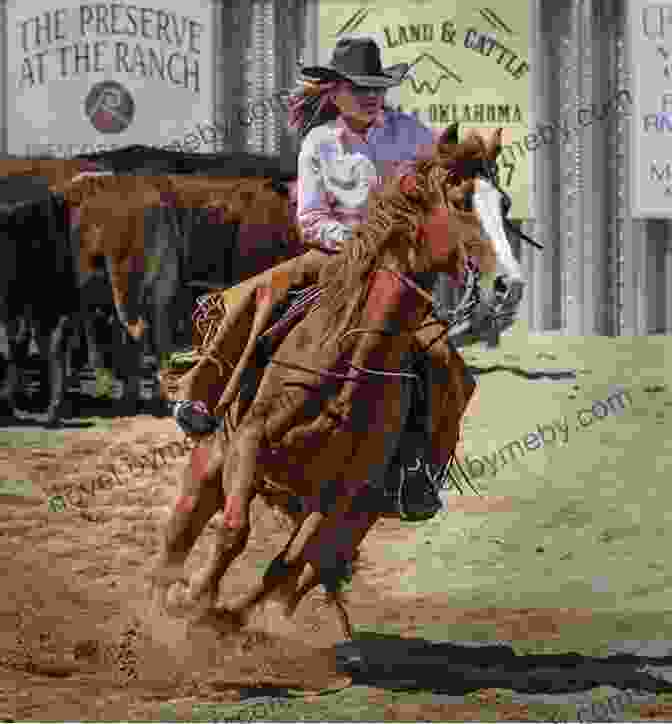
[7, 0, 212, 157]
[628, 0, 672, 217]
[316, 0, 531, 217]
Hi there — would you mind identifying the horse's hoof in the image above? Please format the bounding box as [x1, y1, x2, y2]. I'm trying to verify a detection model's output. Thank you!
[185, 574, 218, 611]
[146, 564, 190, 614]
[247, 599, 302, 639]
[189, 605, 244, 636]
[149, 581, 191, 618]
[336, 644, 366, 672]
[44, 412, 62, 429]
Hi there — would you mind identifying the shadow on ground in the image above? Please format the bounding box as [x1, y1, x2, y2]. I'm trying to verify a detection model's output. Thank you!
[328, 633, 672, 696]
[0, 392, 171, 429]
[467, 365, 577, 382]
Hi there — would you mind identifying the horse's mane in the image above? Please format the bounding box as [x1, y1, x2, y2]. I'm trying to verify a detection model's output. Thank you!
[316, 133, 493, 346]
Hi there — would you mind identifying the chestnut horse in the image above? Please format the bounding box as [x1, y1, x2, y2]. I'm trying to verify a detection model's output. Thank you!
[149, 126, 510, 640]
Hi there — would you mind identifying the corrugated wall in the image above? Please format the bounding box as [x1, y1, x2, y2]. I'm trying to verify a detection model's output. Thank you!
[0, 0, 7, 153]
[212, 0, 305, 160]
[213, 1, 250, 152]
[524, 0, 671, 335]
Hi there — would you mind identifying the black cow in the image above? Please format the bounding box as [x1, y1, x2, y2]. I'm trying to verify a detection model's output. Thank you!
[0, 170, 150, 427]
[0, 176, 79, 426]
[75, 144, 298, 181]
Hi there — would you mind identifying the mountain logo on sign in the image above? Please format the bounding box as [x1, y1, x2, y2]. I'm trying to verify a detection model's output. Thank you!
[85, 81, 135, 134]
[404, 53, 463, 94]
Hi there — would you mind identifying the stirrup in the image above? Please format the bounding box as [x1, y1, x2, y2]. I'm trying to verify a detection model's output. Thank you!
[172, 400, 219, 436]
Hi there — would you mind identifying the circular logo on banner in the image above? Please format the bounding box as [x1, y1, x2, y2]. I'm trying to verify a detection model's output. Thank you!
[84, 81, 135, 134]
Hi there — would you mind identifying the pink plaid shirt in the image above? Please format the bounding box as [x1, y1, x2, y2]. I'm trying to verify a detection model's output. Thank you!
[297, 109, 436, 252]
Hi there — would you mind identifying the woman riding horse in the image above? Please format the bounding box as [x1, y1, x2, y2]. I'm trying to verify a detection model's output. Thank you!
[170, 37, 487, 525]
[152, 121, 503, 638]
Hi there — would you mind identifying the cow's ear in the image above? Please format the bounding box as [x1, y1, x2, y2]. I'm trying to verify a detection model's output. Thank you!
[438, 123, 459, 145]
[269, 179, 289, 196]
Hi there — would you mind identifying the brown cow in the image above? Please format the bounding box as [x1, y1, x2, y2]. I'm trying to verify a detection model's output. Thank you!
[71, 173, 301, 413]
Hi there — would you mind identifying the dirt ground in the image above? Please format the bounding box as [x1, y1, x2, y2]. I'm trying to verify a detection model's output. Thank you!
[0, 414, 666, 721]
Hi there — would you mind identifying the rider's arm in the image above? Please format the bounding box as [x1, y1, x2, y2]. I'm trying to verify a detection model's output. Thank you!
[296, 134, 358, 253]
[297, 113, 434, 251]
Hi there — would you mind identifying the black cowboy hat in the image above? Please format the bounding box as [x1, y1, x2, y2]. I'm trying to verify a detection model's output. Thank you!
[301, 37, 409, 88]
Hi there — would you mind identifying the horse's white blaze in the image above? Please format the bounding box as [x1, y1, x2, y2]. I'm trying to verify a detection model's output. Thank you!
[473, 177, 523, 282]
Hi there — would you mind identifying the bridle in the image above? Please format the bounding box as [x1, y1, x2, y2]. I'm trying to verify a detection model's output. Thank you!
[462, 158, 543, 252]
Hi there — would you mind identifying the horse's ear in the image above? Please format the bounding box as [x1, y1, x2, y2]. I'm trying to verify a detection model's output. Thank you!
[438, 123, 459, 145]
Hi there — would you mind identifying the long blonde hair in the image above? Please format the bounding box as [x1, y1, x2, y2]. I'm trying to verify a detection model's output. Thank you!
[288, 78, 396, 140]
[287, 79, 340, 140]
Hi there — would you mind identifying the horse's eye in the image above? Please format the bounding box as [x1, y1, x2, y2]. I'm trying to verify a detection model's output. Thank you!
[500, 191, 512, 217]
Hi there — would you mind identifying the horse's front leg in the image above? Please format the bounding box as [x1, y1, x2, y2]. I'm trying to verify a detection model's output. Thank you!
[226, 506, 325, 626]
[184, 514, 252, 634]
[149, 433, 226, 610]
[284, 500, 380, 641]
[187, 485, 306, 632]
[187, 517, 251, 607]
[220, 419, 266, 532]
[231, 482, 378, 640]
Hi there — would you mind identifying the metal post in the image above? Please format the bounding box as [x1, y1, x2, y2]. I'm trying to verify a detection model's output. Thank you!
[0, 0, 7, 154]
[621, 0, 646, 334]
[525, 0, 544, 333]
